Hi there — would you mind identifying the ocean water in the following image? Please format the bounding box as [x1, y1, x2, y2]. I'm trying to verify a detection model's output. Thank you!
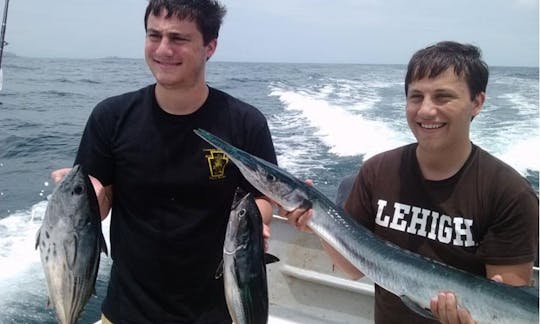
[0, 55, 538, 323]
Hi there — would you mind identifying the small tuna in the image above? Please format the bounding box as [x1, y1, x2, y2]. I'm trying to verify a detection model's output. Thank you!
[36, 165, 107, 324]
[223, 187, 279, 324]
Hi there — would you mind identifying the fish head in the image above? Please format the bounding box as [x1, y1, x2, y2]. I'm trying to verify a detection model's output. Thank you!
[224, 188, 262, 255]
[46, 165, 99, 230]
[195, 129, 312, 211]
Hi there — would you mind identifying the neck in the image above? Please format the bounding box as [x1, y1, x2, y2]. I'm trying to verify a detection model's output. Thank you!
[155, 82, 209, 115]
[416, 141, 472, 181]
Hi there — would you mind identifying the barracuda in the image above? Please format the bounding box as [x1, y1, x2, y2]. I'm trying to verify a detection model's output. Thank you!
[223, 188, 278, 324]
[195, 128, 539, 324]
[36, 165, 108, 324]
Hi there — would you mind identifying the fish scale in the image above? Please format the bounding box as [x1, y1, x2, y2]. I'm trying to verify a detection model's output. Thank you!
[195, 128, 539, 324]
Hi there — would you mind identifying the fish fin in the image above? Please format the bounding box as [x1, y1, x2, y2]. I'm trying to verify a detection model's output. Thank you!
[264, 253, 280, 264]
[214, 259, 224, 279]
[35, 227, 41, 250]
[64, 235, 78, 270]
[400, 295, 438, 321]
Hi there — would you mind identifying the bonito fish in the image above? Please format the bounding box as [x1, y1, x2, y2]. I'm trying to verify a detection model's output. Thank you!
[36, 165, 108, 324]
[223, 187, 279, 324]
[195, 128, 539, 324]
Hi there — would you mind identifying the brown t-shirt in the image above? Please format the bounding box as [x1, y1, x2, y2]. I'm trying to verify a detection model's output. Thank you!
[345, 143, 538, 324]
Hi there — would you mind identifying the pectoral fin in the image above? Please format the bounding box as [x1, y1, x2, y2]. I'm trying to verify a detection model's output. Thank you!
[64, 235, 78, 270]
[264, 253, 280, 264]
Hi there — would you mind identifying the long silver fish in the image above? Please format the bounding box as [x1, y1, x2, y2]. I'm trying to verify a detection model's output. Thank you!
[223, 187, 278, 324]
[195, 128, 539, 324]
[35, 165, 108, 324]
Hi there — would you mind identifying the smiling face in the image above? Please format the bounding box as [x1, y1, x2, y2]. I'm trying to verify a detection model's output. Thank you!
[144, 10, 217, 90]
[406, 68, 485, 155]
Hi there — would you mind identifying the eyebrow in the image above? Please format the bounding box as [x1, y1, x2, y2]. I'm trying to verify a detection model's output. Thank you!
[146, 28, 191, 38]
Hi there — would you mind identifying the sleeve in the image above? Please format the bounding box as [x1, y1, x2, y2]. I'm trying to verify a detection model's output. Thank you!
[477, 185, 539, 265]
[240, 111, 277, 197]
[74, 101, 115, 186]
[335, 174, 357, 208]
[344, 161, 376, 231]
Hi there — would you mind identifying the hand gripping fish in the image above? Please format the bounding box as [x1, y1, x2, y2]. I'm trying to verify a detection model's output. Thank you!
[195, 128, 538, 324]
[221, 187, 279, 324]
[36, 165, 108, 324]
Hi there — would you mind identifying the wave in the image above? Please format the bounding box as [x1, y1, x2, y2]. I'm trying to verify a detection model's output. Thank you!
[0, 202, 46, 284]
[269, 86, 407, 159]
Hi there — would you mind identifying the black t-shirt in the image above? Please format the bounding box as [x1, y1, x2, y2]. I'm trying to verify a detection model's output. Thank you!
[75, 85, 277, 323]
[345, 143, 538, 324]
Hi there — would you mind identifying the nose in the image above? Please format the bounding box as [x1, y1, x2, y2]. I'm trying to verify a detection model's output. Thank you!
[417, 97, 437, 119]
[155, 37, 173, 56]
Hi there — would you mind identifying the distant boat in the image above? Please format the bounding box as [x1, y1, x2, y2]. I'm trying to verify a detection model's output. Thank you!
[0, 0, 10, 91]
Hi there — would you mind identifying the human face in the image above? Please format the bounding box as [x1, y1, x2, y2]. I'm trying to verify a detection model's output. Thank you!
[145, 10, 217, 90]
[406, 68, 485, 154]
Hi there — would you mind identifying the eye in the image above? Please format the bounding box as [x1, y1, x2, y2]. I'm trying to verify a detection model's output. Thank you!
[266, 174, 276, 182]
[238, 209, 246, 217]
[170, 36, 188, 44]
[433, 93, 453, 104]
[407, 94, 423, 103]
[72, 185, 83, 195]
[146, 33, 161, 41]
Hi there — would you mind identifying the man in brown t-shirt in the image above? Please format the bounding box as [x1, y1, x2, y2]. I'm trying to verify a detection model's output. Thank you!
[283, 41, 538, 324]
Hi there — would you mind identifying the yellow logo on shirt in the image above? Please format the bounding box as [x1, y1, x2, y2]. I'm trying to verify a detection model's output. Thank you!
[204, 149, 229, 180]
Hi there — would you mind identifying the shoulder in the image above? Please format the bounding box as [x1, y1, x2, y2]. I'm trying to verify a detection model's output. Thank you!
[363, 144, 412, 170]
[473, 145, 534, 192]
[209, 87, 267, 122]
[94, 85, 153, 114]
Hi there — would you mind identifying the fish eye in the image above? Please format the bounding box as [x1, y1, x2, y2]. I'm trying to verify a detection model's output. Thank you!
[238, 209, 246, 217]
[73, 185, 84, 195]
[266, 174, 276, 182]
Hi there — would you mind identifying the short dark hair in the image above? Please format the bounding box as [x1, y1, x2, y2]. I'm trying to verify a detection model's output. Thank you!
[144, 0, 227, 45]
[404, 41, 489, 100]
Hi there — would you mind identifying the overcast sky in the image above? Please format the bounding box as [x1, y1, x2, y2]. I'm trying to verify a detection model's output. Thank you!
[3, 0, 539, 66]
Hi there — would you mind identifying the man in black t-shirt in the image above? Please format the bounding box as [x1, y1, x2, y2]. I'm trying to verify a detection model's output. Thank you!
[51, 1, 277, 323]
[283, 41, 538, 324]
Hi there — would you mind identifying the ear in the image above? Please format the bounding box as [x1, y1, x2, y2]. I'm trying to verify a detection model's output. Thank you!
[471, 92, 485, 118]
[205, 38, 218, 61]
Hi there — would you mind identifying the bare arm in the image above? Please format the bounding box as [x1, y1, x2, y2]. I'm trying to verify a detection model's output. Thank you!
[51, 168, 112, 220]
[320, 238, 364, 280]
[485, 262, 533, 286]
[90, 177, 113, 220]
[280, 205, 365, 280]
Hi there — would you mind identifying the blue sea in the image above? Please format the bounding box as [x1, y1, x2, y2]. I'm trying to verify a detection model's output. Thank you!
[0, 55, 538, 323]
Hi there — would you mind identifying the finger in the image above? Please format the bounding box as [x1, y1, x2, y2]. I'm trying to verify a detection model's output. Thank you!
[305, 179, 314, 186]
[457, 306, 474, 324]
[277, 206, 288, 217]
[491, 274, 503, 283]
[51, 168, 71, 184]
[437, 293, 448, 323]
[285, 209, 304, 226]
[430, 296, 440, 318]
[296, 210, 314, 232]
[444, 293, 460, 324]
